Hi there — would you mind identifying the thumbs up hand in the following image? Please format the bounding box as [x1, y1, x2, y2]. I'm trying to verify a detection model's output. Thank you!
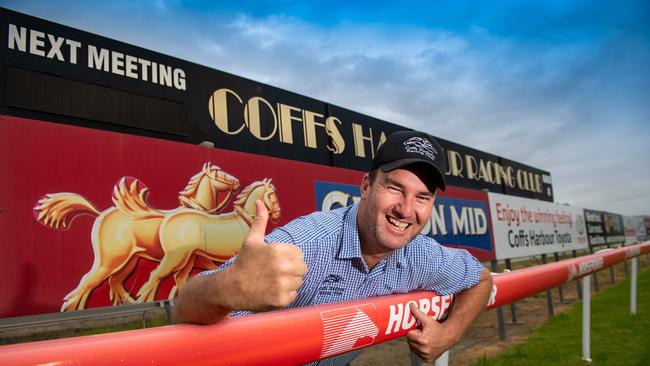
[406, 302, 453, 362]
[221, 200, 308, 312]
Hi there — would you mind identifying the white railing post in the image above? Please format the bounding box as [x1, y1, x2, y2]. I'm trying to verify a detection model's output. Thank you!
[434, 350, 449, 366]
[410, 351, 421, 366]
[631, 257, 638, 315]
[411, 350, 449, 366]
[582, 274, 591, 362]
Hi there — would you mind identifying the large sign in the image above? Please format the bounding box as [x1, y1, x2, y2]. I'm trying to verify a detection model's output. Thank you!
[0, 7, 553, 201]
[0, 7, 558, 318]
[0, 115, 363, 317]
[623, 216, 647, 244]
[488, 192, 588, 259]
[583, 209, 625, 247]
[440, 138, 553, 201]
[315, 182, 495, 261]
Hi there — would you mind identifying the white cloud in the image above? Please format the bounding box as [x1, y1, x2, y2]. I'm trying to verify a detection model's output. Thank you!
[199, 14, 649, 215]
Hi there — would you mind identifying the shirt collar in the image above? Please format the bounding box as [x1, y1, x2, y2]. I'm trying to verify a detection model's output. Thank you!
[338, 203, 362, 260]
[338, 203, 407, 269]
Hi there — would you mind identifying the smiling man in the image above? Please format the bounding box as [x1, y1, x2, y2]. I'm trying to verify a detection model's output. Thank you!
[174, 131, 493, 364]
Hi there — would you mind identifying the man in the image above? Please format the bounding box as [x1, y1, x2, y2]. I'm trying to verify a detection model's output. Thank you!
[174, 131, 493, 363]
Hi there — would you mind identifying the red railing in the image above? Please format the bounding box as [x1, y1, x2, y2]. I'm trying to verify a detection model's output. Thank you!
[1, 242, 648, 365]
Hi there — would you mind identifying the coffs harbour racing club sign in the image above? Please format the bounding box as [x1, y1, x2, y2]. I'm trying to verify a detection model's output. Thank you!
[206, 87, 552, 200]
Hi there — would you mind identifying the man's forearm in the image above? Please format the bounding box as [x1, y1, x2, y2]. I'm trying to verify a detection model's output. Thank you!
[173, 270, 233, 325]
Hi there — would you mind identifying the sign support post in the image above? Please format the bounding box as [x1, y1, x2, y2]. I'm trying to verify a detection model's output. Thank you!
[582, 274, 592, 363]
[434, 351, 449, 366]
[631, 257, 637, 315]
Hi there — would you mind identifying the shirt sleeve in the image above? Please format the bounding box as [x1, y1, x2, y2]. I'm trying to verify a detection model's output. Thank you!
[425, 245, 484, 295]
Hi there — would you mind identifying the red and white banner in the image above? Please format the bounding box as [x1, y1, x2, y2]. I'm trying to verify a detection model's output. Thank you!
[0, 292, 454, 365]
[0, 242, 647, 366]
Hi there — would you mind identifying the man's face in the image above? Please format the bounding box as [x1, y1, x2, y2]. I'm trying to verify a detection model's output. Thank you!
[357, 166, 436, 255]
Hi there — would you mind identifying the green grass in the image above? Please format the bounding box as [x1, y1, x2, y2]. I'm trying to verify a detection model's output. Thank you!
[473, 267, 650, 366]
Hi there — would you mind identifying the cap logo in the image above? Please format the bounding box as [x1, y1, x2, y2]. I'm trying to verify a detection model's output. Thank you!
[403, 137, 437, 161]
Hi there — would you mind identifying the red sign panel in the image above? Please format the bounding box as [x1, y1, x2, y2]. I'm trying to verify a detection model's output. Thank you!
[0, 115, 363, 317]
[0, 115, 494, 318]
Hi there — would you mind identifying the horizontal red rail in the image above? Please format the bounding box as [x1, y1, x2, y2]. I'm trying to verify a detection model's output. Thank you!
[488, 242, 649, 309]
[0, 242, 648, 365]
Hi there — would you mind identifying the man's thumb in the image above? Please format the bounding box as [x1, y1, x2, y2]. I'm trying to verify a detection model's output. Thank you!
[409, 302, 430, 326]
[245, 199, 269, 244]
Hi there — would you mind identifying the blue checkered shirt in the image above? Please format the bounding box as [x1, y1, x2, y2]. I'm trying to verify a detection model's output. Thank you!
[199, 203, 484, 365]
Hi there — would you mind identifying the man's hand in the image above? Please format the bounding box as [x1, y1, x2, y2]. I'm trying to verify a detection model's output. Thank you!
[222, 199, 308, 311]
[173, 199, 308, 324]
[407, 268, 493, 362]
[406, 303, 455, 362]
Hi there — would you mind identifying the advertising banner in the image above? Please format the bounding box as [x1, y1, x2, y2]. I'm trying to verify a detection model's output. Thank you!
[0, 7, 554, 201]
[1, 115, 496, 318]
[0, 115, 365, 317]
[624, 216, 647, 244]
[488, 192, 588, 260]
[0, 7, 556, 319]
[584, 209, 625, 247]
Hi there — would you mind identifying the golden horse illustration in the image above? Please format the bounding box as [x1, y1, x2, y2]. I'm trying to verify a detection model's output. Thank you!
[137, 179, 281, 302]
[33, 163, 254, 311]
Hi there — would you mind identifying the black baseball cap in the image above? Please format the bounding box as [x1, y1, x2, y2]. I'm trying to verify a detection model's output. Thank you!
[371, 131, 447, 191]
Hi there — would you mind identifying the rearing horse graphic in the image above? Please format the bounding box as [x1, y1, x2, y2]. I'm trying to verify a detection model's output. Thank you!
[34, 163, 280, 311]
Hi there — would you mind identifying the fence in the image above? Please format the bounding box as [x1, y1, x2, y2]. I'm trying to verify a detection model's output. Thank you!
[0, 242, 648, 365]
[0, 301, 173, 332]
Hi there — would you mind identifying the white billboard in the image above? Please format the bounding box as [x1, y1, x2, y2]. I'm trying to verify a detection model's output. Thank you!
[489, 192, 588, 259]
[624, 216, 647, 244]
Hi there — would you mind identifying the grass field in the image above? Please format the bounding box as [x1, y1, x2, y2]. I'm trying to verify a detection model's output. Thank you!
[473, 266, 650, 366]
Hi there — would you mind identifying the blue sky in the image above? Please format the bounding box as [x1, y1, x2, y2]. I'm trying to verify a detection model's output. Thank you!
[3, 0, 649, 216]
